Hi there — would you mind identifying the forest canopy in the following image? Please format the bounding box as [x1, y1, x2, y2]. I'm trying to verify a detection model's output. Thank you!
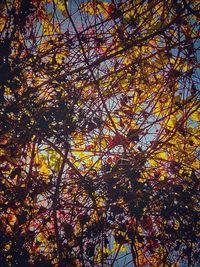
[0, 0, 199, 266]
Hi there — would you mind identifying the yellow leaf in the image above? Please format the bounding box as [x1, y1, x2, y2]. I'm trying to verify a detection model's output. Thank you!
[42, 19, 54, 36]
[36, 232, 47, 243]
[156, 151, 168, 160]
[55, 0, 68, 17]
[42, 13, 60, 36]
[35, 153, 50, 181]
[190, 110, 200, 122]
[112, 240, 127, 252]
[4, 243, 11, 251]
[55, 51, 69, 64]
[164, 115, 177, 130]
[0, 14, 6, 32]
[191, 158, 200, 169]
[80, 1, 110, 16]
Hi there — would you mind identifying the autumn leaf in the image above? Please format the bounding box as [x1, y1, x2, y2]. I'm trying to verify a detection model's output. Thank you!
[80, 1, 111, 16]
[0, 0, 199, 266]
[55, 0, 68, 17]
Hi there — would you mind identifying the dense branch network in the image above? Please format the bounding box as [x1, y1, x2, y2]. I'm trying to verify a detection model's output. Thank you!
[0, 0, 199, 266]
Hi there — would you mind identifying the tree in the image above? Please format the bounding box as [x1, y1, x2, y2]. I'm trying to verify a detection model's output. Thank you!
[0, 0, 199, 266]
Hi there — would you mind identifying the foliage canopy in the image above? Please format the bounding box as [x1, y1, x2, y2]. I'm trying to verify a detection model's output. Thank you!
[0, 0, 199, 266]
